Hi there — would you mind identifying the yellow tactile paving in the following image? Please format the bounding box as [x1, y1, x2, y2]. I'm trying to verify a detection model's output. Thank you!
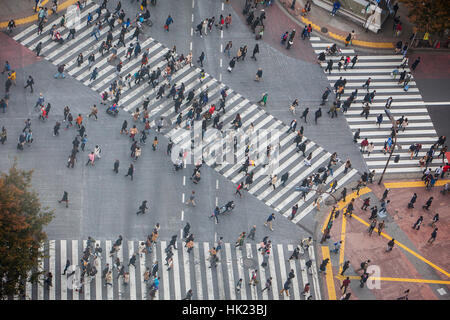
[0, 0, 78, 29]
[384, 180, 450, 189]
[351, 213, 450, 278]
[321, 246, 337, 300]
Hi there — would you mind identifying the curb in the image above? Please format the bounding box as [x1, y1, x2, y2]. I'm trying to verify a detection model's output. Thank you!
[0, 0, 79, 29]
[276, 0, 396, 51]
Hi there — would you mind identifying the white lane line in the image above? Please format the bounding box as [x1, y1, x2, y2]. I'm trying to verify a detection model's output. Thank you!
[117, 240, 123, 300]
[215, 244, 226, 300]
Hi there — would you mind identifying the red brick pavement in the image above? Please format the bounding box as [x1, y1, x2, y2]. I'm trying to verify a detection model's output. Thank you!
[230, 0, 317, 64]
[0, 32, 41, 70]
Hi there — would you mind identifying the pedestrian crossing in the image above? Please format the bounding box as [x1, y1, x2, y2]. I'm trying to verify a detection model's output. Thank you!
[12, 1, 358, 227]
[10, 239, 320, 300]
[310, 37, 443, 174]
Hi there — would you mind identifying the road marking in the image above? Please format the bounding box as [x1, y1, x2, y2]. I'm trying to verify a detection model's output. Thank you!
[203, 243, 215, 299]
[182, 243, 191, 298]
[181, 210, 184, 221]
[339, 215, 347, 276]
[321, 246, 336, 300]
[71, 240, 79, 300]
[335, 274, 450, 285]
[383, 180, 450, 189]
[225, 243, 236, 300]
[128, 241, 137, 300]
[425, 102, 450, 106]
[172, 242, 182, 300]
[82, 240, 91, 300]
[49, 240, 56, 300]
[160, 241, 170, 300]
[308, 246, 322, 300]
[351, 213, 450, 278]
[193, 245, 203, 300]
[60, 240, 67, 300]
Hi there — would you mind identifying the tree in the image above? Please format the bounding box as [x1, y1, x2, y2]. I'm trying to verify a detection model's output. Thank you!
[0, 161, 54, 299]
[399, 0, 450, 34]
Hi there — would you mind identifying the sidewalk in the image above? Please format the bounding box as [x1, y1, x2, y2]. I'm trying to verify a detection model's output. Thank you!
[277, 0, 442, 51]
[316, 179, 449, 300]
[0, 0, 79, 29]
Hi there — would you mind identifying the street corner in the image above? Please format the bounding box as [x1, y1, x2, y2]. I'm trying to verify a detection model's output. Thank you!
[407, 53, 450, 80]
[230, 0, 317, 64]
[0, 32, 42, 69]
[380, 181, 450, 282]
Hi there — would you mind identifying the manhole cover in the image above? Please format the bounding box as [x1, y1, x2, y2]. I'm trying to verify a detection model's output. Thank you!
[321, 27, 328, 33]
[243, 257, 256, 268]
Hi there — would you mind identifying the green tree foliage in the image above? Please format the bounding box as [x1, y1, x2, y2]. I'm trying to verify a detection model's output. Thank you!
[399, 0, 450, 33]
[0, 161, 54, 299]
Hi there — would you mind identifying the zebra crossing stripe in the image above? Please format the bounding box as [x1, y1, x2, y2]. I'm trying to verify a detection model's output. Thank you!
[82, 240, 91, 300]
[246, 244, 259, 300]
[160, 241, 170, 300]
[60, 240, 67, 300]
[225, 243, 236, 300]
[128, 241, 137, 300]
[49, 240, 56, 300]
[216, 248, 226, 300]
[267, 247, 279, 301]
[308, 246, 322, 301]
[234, 245, 247, 300]
[117, 239, 124, 299]
[95, 240, 102, 300]
[298, 257, 310, 299]
[203, 243, 215, 300]
[193, 244, 203, 300]
[172, 243, 182, 300]
[13, 24, 38, 41]
[181, 245, 191, 299]
[71, 240, 79, 300]
[105, 240, 113, 300]
[37, 245, 44, 300]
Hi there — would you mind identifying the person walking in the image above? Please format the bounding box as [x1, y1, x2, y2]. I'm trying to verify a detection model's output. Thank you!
[325, 59, 333, 74]
[279, 279, 291, 297]
[357, 259, 370, 272]
[289, 204, 299, 220]
[183, 289, 193, 300]
[368, 219, 377, 236]
[340, 260, 350, 275]
[58, 191, 69, 208]
[248, 269, 258, 286]
[264, 213, 276, 231]
[377, 220, 385, 236]
[24, 75, 34, 93]
[125, 163, 134, 180]
[235, 278, 243, 293]
[197, 51, 205, 67]
[340, 277, 350, 294]
[318, 258, 329, 274]
[255, 68, 263, 81]
[164, 15, 174, 31]
[412, 216, 423, 230]
[247, 225, 256, 240]
[411, 57, 421, 71]
[136, 200, 148, 215]
[314, 108, 322, 124]
[251, 43, 259, 60]
[422, 197, 433, 210]
[235, 232, 246, 249]
[360, 272, 370, 288]
[300, 107, 309, 123]
[386, 238, 395, 252]
[427, 228, 438, 244]
[261, 277, 272, 292]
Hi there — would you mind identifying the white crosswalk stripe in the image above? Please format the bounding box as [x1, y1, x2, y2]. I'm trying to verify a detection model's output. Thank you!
[12, 5, 357, 238]
[15, 240, 321, 300]
[310, 36, 443, 174]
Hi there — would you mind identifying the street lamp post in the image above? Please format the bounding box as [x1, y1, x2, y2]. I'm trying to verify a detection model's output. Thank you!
[378, 108, 398, 185]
